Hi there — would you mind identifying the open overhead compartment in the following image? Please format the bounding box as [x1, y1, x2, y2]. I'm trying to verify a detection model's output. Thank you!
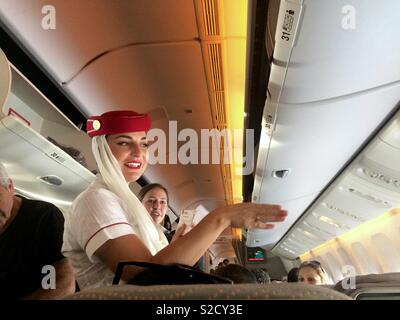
[0, 115, 95, 209]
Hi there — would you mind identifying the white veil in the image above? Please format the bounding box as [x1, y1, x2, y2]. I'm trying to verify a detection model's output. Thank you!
[91, 135, 169, 255]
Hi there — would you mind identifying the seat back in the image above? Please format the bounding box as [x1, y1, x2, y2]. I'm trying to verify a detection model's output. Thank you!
[65, 283, 352, 300]
[334, 272, 400, 299]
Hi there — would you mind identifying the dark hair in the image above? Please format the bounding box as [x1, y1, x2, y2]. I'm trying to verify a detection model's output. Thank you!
[47, 137, 88, 168]
[251, 268, 271, 284]
[287, 267, 299, 282]
[163, 214, 172, 231]
[214, 264, 257, 284]
[138, 183, 169, 202]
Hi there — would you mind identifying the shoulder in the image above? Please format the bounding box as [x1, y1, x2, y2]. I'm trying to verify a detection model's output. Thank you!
[20, 197, 63, 222]
[74, 179, 121, 206]
[68, 180, 129, 227]
[20, 196, 60, 211]
[17, 198, 64, 238]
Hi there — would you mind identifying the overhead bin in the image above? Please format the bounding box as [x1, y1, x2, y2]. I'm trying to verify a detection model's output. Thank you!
[248, 0, 400, 249]
[0, 115, 95, 208]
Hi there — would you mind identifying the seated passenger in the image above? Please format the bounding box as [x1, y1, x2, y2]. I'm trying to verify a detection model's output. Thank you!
[0, 162, 75, 299]
[287, 267, 299, 282]
[138, 183, 168, 226]
[62, 110, 288, 289]
[214, 263, 257, 284]
[139, 183, 204, 269]
[139, 183, 190, 243]
[297, 261, 329, 285]
[138, 183, 177, 242]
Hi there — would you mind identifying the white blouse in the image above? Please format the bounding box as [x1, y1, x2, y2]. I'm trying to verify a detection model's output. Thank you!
[62, 178, 138, 289]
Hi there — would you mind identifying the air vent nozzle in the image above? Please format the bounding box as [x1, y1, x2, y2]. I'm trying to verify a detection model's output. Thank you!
[38, 175, 63, 186]
[272, 169, 291, 179]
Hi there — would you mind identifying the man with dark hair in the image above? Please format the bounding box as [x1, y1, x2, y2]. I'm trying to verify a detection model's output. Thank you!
[287, 267, 299, 282]
[0, 162, 75, 299]
[214, 264, 257, 284]
[251, 268, 271, 284]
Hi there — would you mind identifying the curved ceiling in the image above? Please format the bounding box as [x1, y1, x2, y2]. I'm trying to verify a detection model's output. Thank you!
[0, 0, 229, 216]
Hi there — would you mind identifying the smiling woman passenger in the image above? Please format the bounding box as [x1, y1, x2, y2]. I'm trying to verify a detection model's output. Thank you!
[62, 110, 288, 289]
[138, 183, 169, 226]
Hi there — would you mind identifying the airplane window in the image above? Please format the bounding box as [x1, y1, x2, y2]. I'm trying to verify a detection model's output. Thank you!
[336, 247, 361, 275]
[371, 233, 400, 272]
[351, 242, 381, 274]
[325, 252, 343, 283]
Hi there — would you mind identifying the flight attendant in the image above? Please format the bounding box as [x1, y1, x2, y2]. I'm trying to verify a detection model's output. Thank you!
[62, 110, 288, 289]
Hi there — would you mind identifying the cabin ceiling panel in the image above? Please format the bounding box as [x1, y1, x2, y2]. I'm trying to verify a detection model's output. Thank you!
[0, 0, 198, 82]
[64, 43, 213, 129]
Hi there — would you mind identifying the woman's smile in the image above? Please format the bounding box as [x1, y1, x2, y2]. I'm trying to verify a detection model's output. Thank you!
[106, 132, 149, 182]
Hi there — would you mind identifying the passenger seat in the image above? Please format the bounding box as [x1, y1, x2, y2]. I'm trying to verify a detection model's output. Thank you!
[333, 272, 400, 299]
[65, 283, 352, 300]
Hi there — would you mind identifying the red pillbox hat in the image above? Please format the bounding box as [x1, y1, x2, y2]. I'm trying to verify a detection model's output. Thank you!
[87, 110, 152, 137]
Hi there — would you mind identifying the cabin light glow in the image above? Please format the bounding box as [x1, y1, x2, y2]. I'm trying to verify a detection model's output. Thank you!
[318, 215, 350, 230]
[300, 209, 400, 261]
[302, 229, 316, 239]
[219, 0, 247, 204]
[231, 227, 242, 240]
[15, 188, 72, 207]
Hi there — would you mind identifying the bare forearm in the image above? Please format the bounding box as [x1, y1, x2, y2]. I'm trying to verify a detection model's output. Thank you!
[95, 202, 287, 283]
[151, 210, 229, 266]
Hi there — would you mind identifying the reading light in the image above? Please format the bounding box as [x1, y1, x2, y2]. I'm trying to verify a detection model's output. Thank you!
[358, 167, 400, 190]
[346, 187, 392, 208]
[299, 228, 318, 239]
[318, 215, 351, 231]
[322, 202, 367, 223]
[304, 220, 337, 237]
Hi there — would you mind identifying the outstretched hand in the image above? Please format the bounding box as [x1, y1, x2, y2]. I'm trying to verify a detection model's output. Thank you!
[214, 203, 288, 229]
